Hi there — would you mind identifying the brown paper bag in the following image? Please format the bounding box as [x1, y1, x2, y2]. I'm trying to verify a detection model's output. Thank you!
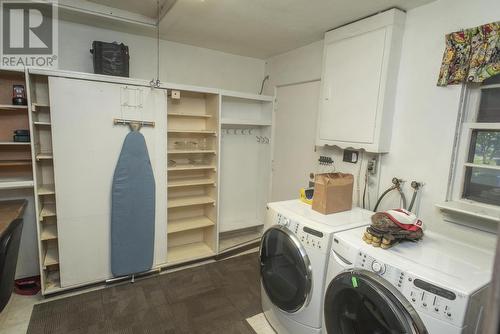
[312, 173, 354, 215]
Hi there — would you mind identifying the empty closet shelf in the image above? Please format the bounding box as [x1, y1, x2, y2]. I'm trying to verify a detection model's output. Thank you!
[168, 165, 216, 171]
[44, 247, 59, 267]
[0, 180, 34, 190]
[167, 113, 212, 118]
[168, 216, 215, 234]
[38, 184, 55, 195]
[168, 150, 216, 154]
[167, 195, 215, 209]
[40, 204, 56, 220]
[41, 224, 58, 240]
[168, 178, 215, 188]
[36, 153, 53, 160]
[31, 103, 50, 112]
[168, 130, 217, 135]
[44, 271, 60, 293]
[167, 242, 214, 264]
[0, 104, 28, 110]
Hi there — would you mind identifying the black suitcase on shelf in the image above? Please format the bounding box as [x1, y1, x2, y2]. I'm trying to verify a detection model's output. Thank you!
[90, 41, 129, 77]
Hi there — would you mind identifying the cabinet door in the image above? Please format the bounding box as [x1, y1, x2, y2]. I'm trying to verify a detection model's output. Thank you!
[49, 77, 167, 287]
[319, 27, 386, 144]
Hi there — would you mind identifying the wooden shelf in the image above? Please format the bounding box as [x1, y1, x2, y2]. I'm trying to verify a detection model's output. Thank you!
[168, 164, 216, 172]
[168, 150, 216, 154]
[167, 242, 214, 263]
[44, 246, 59, 266]
[34, 121, 51, 126]
[0, 180, 34, 190]
[167, 112, 212, 118]
[32, 103, 50, 112]
[168, 177, 215, 188]
[36, 153, 53, 160]
[38, 184, 55, 195]
[0, 142, 30, 146]
[0, 104, 28, 110]
[41, 224, 58, 241]
[40, 204, 56, 221]
[0, 160, 31, 167]
[44, 271, 60, 293]
[168, 216, 215, 234]
[167, 195, 215, 209]
[221, 119, 272, 126]
[168, 130, 217, 135]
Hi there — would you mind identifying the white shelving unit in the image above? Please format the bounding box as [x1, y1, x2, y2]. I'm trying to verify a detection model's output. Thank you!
[27, 73, 61, 295]
[19, 68, 275, 295]
[0, 71, 33, 187]
[218, 93, 274, 251]
[166, 90, 219, 264]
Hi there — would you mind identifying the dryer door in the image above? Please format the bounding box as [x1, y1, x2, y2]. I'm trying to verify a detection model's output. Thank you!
[260, 225, 312, 313]
[324, 270, 428, 334]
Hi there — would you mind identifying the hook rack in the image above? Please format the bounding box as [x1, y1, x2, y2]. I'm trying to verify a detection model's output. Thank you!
[114, 118, 155, 128]
[221, 128, 269, 144]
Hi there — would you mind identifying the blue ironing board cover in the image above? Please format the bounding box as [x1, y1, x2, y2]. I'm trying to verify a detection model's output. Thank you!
[111, 131, 155, 277]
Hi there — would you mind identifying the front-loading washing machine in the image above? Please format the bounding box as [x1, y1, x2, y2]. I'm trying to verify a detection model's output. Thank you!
[323, 225, 494, 334]
[260, 200, 373, 334]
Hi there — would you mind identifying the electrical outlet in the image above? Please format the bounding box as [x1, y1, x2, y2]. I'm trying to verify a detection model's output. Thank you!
[343, 150, 358, 163]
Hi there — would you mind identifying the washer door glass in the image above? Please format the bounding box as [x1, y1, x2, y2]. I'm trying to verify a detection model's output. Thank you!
[324, 270, 427, 334]
[260, 226, 311, 313]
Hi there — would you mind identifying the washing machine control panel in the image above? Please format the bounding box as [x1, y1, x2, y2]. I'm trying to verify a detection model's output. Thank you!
[355, 252, 468, 327]
[275, 213, 327, 252]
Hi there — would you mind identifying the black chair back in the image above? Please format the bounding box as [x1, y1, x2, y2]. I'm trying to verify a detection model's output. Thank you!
[0, 218, 24, 312]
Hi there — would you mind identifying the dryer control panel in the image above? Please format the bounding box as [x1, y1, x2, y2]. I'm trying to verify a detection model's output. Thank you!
[355, 251, 469, 327]
[275, 213, 328, 252]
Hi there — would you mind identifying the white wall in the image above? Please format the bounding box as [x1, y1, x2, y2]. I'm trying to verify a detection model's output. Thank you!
[58, 19, 266, 93]
[265, 0, 500, 250]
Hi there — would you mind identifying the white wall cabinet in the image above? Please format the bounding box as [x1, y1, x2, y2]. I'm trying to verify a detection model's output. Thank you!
[317, 9, 405, 153]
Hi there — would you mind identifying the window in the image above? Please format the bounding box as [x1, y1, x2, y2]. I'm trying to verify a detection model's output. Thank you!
[449, 74, 500, 211]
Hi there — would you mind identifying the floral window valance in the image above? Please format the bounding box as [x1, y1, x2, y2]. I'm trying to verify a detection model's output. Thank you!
[437, 21, 499, 86]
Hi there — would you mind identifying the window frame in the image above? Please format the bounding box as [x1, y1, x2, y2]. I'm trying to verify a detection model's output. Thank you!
[443, 82, 500, 226]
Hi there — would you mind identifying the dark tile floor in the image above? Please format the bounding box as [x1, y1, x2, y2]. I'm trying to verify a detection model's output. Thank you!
[27, 253, 261, 334]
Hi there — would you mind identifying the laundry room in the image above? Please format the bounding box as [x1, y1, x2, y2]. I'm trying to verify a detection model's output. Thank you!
[0, 0, 499, 333]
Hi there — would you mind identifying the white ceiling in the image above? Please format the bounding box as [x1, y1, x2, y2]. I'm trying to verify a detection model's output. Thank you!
[86, 0, 435, 59]
[87, 0, 160, 18]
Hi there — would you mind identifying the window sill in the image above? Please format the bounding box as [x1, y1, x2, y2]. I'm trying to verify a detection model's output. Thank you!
[436, 200, 500, 227]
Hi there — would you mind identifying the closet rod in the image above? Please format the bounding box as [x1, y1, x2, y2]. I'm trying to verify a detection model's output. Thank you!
[113, 118, 155, 127]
